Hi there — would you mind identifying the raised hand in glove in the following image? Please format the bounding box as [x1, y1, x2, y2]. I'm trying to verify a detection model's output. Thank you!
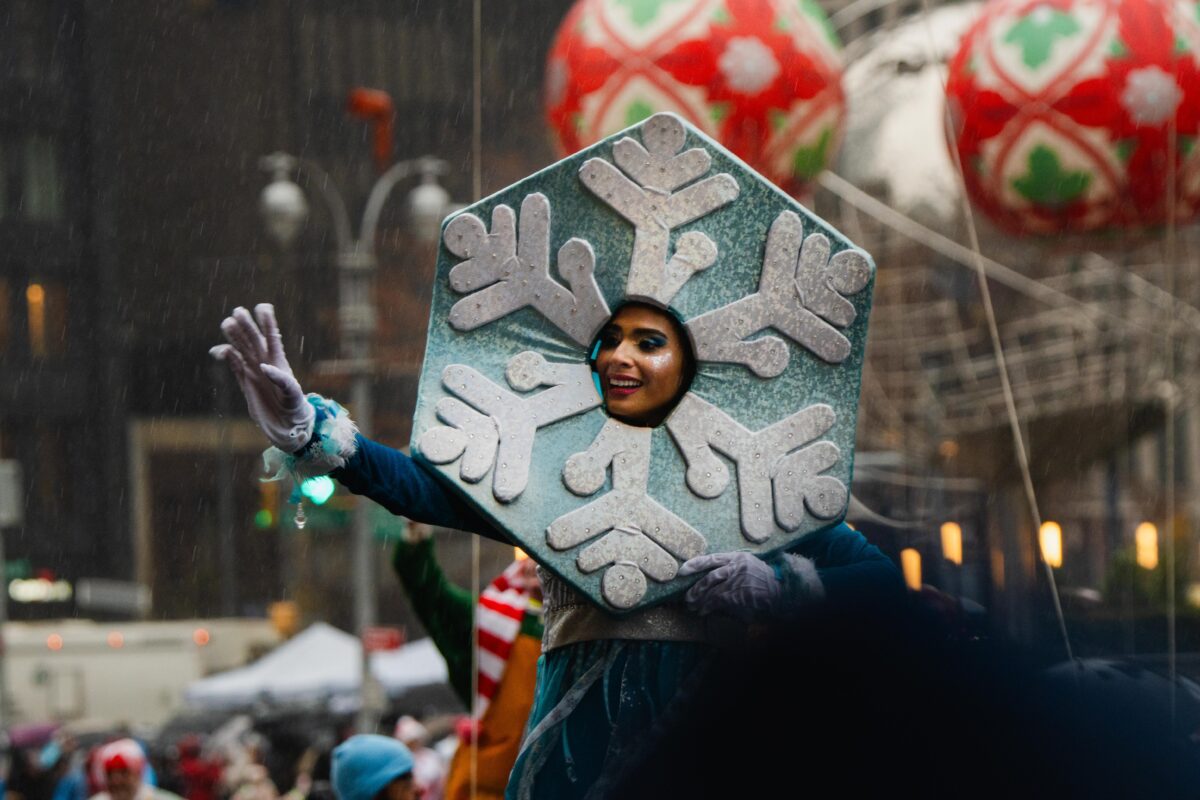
[210, 304, 314, 453]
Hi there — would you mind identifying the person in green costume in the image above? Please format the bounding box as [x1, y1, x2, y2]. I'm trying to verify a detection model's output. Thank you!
[390, 523, 542, 800]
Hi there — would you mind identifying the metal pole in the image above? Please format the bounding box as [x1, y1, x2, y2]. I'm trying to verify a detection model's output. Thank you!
[214, 363, 238, 617]
[260, 150, 447, 732]
[0, 524, 9, 728]
[340, 246, 378, 733]
[0, 457, 22, 728]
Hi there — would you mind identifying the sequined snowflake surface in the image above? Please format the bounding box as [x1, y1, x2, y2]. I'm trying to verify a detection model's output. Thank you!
[412, 113, 874, 613]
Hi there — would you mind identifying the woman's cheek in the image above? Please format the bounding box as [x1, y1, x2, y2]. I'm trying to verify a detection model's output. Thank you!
[644, 351, 679, 376]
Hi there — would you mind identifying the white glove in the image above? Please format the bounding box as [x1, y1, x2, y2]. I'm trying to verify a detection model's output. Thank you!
[210, 304, 314, 453]
[678, 551, 782, 621]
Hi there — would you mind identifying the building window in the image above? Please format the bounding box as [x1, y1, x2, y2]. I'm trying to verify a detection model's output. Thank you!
[0, 0, 67, 86]
[0, 140, 7, 221]
[0, 280, 9, 354]
[26, 281, 66, 358]
[21, 135, 63, 223]
[35, 418, 68, 515]
[0, 134, 66, 223]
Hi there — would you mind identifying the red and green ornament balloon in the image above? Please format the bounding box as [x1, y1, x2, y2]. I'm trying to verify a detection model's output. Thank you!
[946, 0, 1200, 234]
[544, 0, 845, 194]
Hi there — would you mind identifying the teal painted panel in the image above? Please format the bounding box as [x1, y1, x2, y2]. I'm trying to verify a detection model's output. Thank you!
[411, 113, 874, 614]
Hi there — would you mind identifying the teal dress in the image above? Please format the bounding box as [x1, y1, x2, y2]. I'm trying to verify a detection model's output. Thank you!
[334, 435, 903, 799]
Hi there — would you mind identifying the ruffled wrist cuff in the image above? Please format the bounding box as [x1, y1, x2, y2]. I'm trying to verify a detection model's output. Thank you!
[775, 553, 825, 613]
[262, 394, 360, 483]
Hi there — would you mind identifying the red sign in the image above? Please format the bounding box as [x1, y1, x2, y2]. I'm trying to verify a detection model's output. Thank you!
[362, 626, 405, 652]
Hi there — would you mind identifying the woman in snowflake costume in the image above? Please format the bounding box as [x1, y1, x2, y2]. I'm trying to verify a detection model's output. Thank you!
[213, 113, 903, 798]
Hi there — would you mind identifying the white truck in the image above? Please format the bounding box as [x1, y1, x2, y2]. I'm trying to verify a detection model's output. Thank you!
[3, 618, 279, 727]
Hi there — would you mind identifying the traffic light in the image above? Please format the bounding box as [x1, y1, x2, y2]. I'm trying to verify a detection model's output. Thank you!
[256, 480, 279, 529]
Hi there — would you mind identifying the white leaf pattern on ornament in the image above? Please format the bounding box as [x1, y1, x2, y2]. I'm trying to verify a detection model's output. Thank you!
[719, 36, 781, 94]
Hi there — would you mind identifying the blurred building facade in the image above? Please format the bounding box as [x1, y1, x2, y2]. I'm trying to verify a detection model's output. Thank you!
[829, 3, 1200, 657]
[0, 0, 109, 621]
[0, 0, 568, 626]
[6, 0, 1196, 672]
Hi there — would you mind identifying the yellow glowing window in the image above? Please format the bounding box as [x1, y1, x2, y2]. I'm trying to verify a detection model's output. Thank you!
[940, 522, 963, 566]
[900, 548, 921, 591]
[26, 282, 66, 358]
[1135, 522, 1158, 571]
[1039, 521, 1063, 568]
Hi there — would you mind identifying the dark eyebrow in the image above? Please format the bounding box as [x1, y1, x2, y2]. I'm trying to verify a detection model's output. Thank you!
[597, 324, 670, 340]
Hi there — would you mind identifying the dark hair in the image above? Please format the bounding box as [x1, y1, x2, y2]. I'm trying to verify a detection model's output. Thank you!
[658, 304, 697, 408]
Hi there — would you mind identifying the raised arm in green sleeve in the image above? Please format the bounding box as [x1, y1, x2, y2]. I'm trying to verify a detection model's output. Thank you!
[391, 536, 475, 707]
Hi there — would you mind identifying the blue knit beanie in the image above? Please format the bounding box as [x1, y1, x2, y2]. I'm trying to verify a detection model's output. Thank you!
[331, 735, 414, 800]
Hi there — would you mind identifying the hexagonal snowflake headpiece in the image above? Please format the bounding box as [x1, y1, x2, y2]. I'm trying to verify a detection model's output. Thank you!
[412, 112, 874, 614]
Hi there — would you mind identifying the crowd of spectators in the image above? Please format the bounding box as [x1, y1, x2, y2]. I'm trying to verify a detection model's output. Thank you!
[2, 714, 454, 800]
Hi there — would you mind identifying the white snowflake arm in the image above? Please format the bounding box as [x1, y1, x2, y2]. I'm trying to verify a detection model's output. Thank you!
[444, 193, 610, 346]
[578, 113, 739, 306]
[417, 354, 600, 502]
[547, 420, 707, 609]
[687, 210, 872, 376]
[666, 393, 845, 543]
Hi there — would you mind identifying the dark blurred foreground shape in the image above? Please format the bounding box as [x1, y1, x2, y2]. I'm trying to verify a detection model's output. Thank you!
[604, 597, 1200, 799]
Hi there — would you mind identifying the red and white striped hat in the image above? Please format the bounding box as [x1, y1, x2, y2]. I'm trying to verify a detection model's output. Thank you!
[97, 739, 146, 783]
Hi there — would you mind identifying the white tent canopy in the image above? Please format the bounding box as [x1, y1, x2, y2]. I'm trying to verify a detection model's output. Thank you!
[185, 622, 448, 709]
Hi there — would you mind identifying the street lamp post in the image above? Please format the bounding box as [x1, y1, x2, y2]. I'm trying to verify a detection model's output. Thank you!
[258, 151, 452, 732]
[0, 458, 24, 728]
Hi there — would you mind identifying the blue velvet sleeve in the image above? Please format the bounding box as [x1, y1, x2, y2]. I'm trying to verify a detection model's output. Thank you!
[791, 523, 905, 608]
[331, 434, 510, 544]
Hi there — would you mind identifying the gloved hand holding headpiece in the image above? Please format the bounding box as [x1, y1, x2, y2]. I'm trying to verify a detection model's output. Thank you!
[210, 303, 314, 453]
[679, 550, 824, 622]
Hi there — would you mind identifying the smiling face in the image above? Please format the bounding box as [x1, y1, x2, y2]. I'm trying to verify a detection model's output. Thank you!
[593, 304, 693, 427]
